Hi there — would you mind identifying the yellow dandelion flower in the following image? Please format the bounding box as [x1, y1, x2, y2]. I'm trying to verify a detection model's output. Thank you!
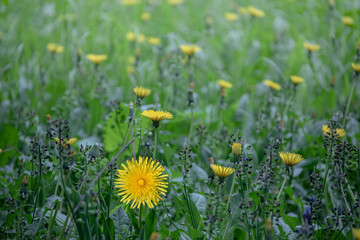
[86, 54, 108, 65]
[150, 232, 160, 240]
[264, 80, 281, 91]
[148, 37, 161, 46]
[120, 0, 138, 5]
[290, 75, 305, 85]
[115, 156, 168, 209]
[141, 110, 173, 127]
[304, 43, 320, 52]
[279, 152, 303, 166]
[134, 86, 151, 98]
[206, 17, 213, 25]
[0, 148, 2, 154]
[217, 80, 233, 89]
[352, 63, 360, 73]
[225, 12, 238, 21]
[238, 7, 249, 15]
[249, 6, 265, 18]
[328, 0, 335, 7]
[322, 125, 346, 137]
[167, 0, 184, 5]
[141, 12, 151, 21]
[232, 142, 241, 156]
[180, 44, 201, 57]
[342, 16, 354, 26]
[210, 164, 235, 179]
[353, 229, 360, 240]
[138, 34, 146, 43]
[47, 43, 64, 54]
[128, 56, 136, 64]
[55, 137, 77, 148]
[126, 32, 137, 42]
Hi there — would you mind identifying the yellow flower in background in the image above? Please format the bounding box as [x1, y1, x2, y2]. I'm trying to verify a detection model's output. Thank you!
[328, 0, 335, 7]
[217, 79, 233, 89]
[127, 65, 135, 75]
[148, 37, 161, 46]
[353, 229, 360, 240]
[238, 7, 249, 15]
[138, 34, 146, 43]
[47, 43, 64, 54]
[225, 12, 238, 21]
[232, 143, 242, 156]
[342, 16, 354, 26]
[304, 43, 320, 52]
[210, 164, 235, 178]
[264, 80, 281, 91]
[133, 86, 151, 98]
[322, 125, 346, 137]
[180, 44, 201, 57]
[167, 0, 184, 5]
[352, 63, 360, 73]
[115, 156, 168, 209]
[279, 152, 303, 166]
[55, 137, 77, 148]
[141, 12, 151, 21]
[58, 13, 76, 21]
[0, 148, 2, 154]
[249, 6, 265, 18]
[290, 75, 305, 85]
[126, 32, 136, 42]
[120, 0, 138, 5]
[86, 54, 108, 65]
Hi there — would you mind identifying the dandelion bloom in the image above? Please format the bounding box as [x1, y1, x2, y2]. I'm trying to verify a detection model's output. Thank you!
[86, 54, 108, 65]
[148, 37, 161, 46]
[180, 44, 201, 57]
[225, 13, 238, 21]
[55, 137, 77, 148]
[115, 156, 168, 209]
[304, 43, 320, 52]
[290, 75, 305, 85]
[142, 110, 173, 127]
[342, 16, 354, 26]
[120, 0, 138, 5]
[126, 32, 137, 42]
[133, 86, 151, 98]
[141, 12, 151, 21]
[167, 0, 184, 5]
[352, 63, 360, 73]
[210, 164, 235, 178]
[249, 6, 265, 18]
[217, 79, 233, 89]
[47, 43, 64, 54]
[206, 17, 213, 25]
[322, 125, 346, 137]
[264, 80, 281, 91]
[279, 152, 303, 166]
[353, 229, 360, 240]
[232, 142, 241, 156]
[0, 148, 2, 154]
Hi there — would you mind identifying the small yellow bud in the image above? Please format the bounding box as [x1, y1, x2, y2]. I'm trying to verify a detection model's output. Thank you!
[232, 142, 242, 156]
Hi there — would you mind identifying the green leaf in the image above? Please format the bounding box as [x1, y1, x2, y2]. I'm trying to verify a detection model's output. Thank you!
[144, 209, 157, 240]
[0, 124, 19, 167]
[190, 193, 206, 214]
[44, 195, 63, 209]
[110, 205, 130, 239]
[249, 191, 261, 205]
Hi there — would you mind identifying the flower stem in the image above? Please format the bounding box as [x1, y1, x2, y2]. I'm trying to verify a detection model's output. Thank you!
[342, 76, 357, 128]
[225, 172, 236, 212]
[138, 205, 142, 230]
[187, 105, 194, 147]
[153, 128, 158, 159]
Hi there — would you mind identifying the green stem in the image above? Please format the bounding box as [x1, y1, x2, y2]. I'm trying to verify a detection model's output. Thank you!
[342, 77, 357, 127]
[138, 205, 142, 230]
[276, 176, 287, 202]
[16, 201, 23, 240]
[47, 173, 61, 239]
[225, 172, 236, 212]
[188, 105, 194, 147]
[153, 128, 158, 159]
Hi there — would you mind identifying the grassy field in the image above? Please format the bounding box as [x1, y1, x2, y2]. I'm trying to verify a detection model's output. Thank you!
[0, 0, 360, 239]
